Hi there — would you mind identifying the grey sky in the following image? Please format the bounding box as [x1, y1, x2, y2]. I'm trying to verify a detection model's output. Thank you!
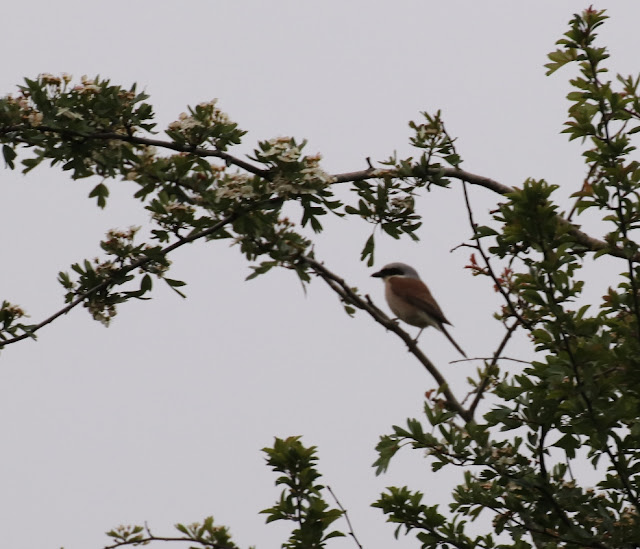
[2, 2, 639, 548]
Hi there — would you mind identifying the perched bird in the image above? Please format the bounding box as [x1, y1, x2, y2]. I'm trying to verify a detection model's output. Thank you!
[371, 262, 466, 357]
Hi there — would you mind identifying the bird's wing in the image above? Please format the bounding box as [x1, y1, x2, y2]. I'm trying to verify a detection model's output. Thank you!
[388, 277, 452, 326]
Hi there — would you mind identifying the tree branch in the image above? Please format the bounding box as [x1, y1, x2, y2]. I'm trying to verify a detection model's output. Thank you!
[104, 535, 225, 549]
[3, 123, 630, 262]
[0, 125, 270, 179]
[0, 210, 241, 349]
[333, 164, 634, 261]
[301, 256, 471, 423]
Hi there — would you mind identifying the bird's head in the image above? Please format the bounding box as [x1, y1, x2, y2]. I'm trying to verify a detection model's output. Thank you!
[371, 262, 421, 281]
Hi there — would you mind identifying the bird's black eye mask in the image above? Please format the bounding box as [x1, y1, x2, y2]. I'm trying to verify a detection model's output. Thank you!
[372, 267, 404, 278]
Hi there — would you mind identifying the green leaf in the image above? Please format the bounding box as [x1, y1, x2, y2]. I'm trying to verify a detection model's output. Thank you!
[343, 304, 356, 317]
[2, 145, 16, 169]
[475, 225, 499, 238]
[165, 278, 187, 298]
[360, 234, 375, 266]
[140, 274, 152, 292]
[88, 182, 109, 209]
[545, 48, 578, 76]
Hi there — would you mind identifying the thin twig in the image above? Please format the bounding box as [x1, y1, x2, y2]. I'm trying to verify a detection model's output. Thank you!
[460, 178, 532, 330]
[451, 355, 530, 366]
[467, 320, 520, 419]
[326, 485, 364, 549]
[537, 426, 584, 534]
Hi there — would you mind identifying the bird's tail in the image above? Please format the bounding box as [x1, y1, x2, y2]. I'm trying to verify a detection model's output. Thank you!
[439, 324, 467, 358]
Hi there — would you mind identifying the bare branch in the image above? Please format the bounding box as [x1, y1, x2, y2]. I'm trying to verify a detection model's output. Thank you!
[301, 256, 471, 423]
[467, 320, 519, 419]
[460, 177, 533, 331]
[326, 485, 364, 549]
[452, 356, 530, 366]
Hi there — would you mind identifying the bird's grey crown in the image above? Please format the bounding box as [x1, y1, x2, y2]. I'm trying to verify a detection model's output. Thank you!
[373, 262, 421, 280]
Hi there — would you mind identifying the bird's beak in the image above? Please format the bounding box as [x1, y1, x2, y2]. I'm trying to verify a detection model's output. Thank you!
[371, 270, 384, 278]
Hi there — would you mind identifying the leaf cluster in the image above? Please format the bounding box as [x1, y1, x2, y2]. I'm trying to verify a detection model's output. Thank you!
[0, 76, 351, 333]
[104, 516, 244, 549]
[260, 437, 345, 548]
[345, 110, 461, 265]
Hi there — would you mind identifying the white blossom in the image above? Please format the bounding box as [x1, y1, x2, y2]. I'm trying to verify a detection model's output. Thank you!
[214, 173, 257, 201]
[27, 111, 43, 126]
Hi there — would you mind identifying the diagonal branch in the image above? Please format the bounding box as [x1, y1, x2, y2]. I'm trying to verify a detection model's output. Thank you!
[0, 210, 242, 349]
[301, 256, 472, 423]
[467, 320, 520, 419]
[326, 486, 364, 549]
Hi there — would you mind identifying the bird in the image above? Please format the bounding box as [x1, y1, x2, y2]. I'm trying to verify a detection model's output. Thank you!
[371, 262, 466, 357]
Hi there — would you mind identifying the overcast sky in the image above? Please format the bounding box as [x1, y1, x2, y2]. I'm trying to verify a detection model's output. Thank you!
[2, 2, 640, 549]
